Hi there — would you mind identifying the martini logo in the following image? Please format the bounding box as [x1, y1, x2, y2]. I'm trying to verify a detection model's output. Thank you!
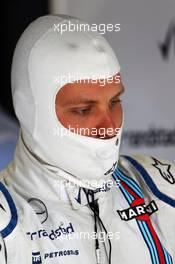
[117, 200, 158, 221]
[152, 157, 175, 184]
[32, 252, 42, 264]
[159, 19, 175, 60]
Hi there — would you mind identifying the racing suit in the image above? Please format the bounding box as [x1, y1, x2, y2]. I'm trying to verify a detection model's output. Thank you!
[0, 14, 174, 264]
[0, 136, 174, 263]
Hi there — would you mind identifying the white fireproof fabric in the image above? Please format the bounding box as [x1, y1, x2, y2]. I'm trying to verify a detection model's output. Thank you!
[11, 14, 122, 189]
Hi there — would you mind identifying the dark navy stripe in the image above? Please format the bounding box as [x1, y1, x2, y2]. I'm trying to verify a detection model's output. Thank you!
[0, 182, 18, 238]
[123, 156, 175, 208]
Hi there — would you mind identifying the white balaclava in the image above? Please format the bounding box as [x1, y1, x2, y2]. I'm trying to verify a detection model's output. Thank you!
[11, 15, 123, 189]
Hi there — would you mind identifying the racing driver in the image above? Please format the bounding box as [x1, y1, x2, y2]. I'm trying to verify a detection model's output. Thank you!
[0, 14, 174, 264]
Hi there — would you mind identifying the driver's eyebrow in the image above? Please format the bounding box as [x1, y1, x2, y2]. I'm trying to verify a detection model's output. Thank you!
[62, 85, 125, 107]
[110, 86, 125, 101]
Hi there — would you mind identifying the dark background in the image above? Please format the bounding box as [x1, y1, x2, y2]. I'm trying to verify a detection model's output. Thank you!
[0, 1, 48, 119]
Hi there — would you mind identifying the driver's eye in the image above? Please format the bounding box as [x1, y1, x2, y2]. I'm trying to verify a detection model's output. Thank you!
[72, 107, 91, 116]
[109, 98, 122, 108]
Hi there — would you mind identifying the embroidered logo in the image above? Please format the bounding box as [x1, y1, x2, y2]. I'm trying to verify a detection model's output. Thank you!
[152, 157, 175, 184]
[28, 198, 48, 224]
